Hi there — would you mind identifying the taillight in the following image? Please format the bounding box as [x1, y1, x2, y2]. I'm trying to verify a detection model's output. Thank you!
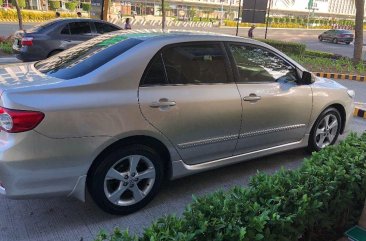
[21, 37, 33, 46]
[0, 107, 44, 133]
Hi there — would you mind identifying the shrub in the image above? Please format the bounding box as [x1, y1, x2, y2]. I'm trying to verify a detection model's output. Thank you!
[304, 49, 335, 59]
[11, 0, 26, 8]
[258, 39, 306, 55]
[82, 3, 91, 12]
[49, 1, 60, 10]
[0, 9, 77, 22]
[65, 1, 77, 11]
[96, 133, 366, 241]
[0, 0, 3, 6]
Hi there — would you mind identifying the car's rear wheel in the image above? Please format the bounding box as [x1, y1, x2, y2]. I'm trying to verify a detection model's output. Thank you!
[332, 38, 338, 44]
[346, 42, 351, 45]
[87, 144, 164, 215]
[308, 107, 341, 152]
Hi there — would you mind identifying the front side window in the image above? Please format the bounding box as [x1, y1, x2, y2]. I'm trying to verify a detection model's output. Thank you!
[61, 24, 70, 35]
[69, 22, 92, 35]
[162, 43, 229, 85]
[229, 44, 298, 83]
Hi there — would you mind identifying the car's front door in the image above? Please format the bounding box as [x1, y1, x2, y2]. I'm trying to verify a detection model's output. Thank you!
[226, 43, 313, 155]
[139, 42, 242, 165]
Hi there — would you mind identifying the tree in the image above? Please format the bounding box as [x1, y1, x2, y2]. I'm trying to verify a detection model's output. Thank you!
[162, 0, 165, 30]
[353, 0, 364, 63]
[49, 0, 60, 10]
[12, 0, 23, 30]
[65, 1, 77, 11]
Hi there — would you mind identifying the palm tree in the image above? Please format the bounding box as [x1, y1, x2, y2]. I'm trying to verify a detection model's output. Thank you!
[353, 0, 364, 63]
[13, 0, 23, 30]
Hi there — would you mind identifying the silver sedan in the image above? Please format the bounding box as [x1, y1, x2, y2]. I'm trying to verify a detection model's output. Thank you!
[0, 30, 355, 215]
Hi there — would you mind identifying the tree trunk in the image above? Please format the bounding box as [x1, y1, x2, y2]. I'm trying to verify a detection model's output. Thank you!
[162, 0, 166, 30]
[13, 0, 23, 30]
[353, 0, 364, 63]
[359, 200, 366, 228]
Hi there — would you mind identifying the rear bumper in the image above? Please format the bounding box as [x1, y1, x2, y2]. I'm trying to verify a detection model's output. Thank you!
[13, 46, 48, 62]
[0, 130, 112, 200]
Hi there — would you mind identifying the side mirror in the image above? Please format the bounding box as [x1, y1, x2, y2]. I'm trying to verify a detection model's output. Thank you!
[300, 71, 313, 85]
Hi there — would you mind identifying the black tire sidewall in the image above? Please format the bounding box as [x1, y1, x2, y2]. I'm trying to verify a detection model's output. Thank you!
[309, 108, 341, 152]
[88, 144, 164, 215]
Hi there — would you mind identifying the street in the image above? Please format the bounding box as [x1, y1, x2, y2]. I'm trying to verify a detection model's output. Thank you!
[1, 22, 365, 58]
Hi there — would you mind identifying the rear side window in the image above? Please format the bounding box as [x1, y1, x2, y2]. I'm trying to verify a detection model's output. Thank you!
[95, 22, 120, 34]
[35, 34, 143, 79]
[161, 43, 229, 85]
[61, 24, 70, 35]
[69, 22, 92, 35]
[141, 54, 168, 86]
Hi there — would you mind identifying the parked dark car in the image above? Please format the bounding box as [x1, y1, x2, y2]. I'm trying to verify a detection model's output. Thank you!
[318, 29, 354, 44]
[13, 18, 122, 62]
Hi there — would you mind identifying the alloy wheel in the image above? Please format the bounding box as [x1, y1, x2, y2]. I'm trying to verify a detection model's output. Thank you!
[315, 113, 339, 149]
[103, 155, 156, 206]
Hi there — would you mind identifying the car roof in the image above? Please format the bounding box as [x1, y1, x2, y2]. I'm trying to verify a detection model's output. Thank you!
[104, 29, 261, 45]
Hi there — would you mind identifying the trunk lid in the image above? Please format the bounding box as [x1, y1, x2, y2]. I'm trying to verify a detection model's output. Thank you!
[0, 63, 62, 93]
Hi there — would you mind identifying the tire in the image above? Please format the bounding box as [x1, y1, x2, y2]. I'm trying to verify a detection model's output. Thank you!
[47, 50, 62, 57]
[318, 36, 323, 41]
[308, 107, 341, 152]
[346, 42, 351, 45]
[87, 144, 164, 215]
[332, 38, 338, 44]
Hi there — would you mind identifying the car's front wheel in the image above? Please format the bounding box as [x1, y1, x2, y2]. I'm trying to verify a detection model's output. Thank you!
[308, 107, 341, 152]
[87, 144, 164, 215]
[318, 36, 323, 41]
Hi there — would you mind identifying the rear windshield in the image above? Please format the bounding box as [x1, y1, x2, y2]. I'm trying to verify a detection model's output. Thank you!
[35, 33, 143, 79]
[27, 20, 59, 33]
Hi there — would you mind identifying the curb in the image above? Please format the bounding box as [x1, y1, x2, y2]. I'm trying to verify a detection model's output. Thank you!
[314, 72, 366, 82]
[354, 107, 366, 119]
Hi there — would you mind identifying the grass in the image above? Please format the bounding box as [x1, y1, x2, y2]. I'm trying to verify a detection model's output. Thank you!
[0, 41, 13, 55]
[291, 55, 366, 76]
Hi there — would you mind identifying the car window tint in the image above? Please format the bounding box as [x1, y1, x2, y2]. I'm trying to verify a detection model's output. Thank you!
[162, 43, 228, 85]
[229, 44, 297, 83]
[35, 34, 143, 80]
[61, 24, 70, 35]
[95, 22, 119, 34]
[69, 22, 92, 35]
[141, 54, 168, 86]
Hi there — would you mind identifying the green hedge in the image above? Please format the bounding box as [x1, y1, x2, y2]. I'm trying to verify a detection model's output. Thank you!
[303, 49, 338, 59]
[96, 133, 366, 241]
[82, 3, 91, 12]
[258, 39, 306, 56]
[49, 1, 60, 10]
[65, 1, 77, 11]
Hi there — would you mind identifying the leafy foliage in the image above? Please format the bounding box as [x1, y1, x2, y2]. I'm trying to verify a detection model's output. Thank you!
[96, 133, 366, 241]
[49, 1, 61, 10]
[0, 9, 77, 21]
[259, 39, 306, 56]
[82, 3, 91, 12]
[65, 1, 77, 11]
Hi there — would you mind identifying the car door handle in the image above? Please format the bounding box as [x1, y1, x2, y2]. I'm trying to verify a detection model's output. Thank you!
[243, 95, 261, 102]
[150, 99, 176, 108]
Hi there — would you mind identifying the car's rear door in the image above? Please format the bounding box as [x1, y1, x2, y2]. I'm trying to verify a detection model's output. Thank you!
[58, 21, 94, 49]
[139, 42, 242, 165]
[226, 42, 313, 155]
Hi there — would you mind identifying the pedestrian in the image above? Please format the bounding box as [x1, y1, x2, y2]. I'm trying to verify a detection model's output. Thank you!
[124, 17, 131, 30]
[77, 12, 82, 17]
[55, 12, 60, 18]
[248, 25, 255, 38]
